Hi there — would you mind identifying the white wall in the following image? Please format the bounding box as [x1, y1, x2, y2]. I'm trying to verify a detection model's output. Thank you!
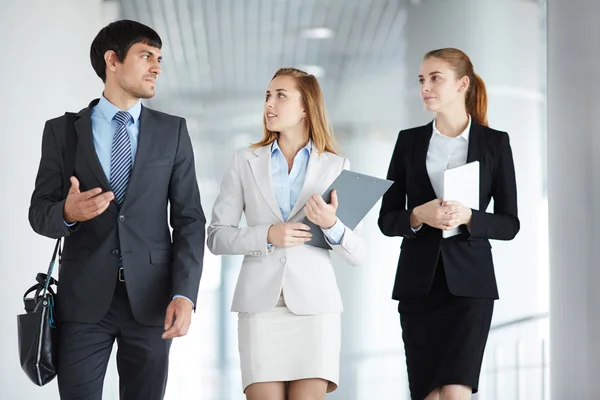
[548, 0, 600, 398]
[0, 1, 118, 399]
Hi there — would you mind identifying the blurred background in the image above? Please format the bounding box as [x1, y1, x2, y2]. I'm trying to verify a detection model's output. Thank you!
[3, 0, 597, 399]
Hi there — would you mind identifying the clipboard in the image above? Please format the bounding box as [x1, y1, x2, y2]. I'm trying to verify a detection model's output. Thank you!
[442, 161, 480, 238]
[302, 170, 393, 249]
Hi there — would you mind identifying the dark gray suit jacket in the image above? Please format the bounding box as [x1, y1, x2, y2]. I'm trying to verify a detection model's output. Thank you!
[29, 99, 206, 326]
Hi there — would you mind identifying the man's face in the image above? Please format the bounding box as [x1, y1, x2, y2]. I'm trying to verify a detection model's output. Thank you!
[113, 42, 162, 99]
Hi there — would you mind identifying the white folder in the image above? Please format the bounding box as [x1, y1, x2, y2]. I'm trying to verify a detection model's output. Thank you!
[442, 161, 480, 238]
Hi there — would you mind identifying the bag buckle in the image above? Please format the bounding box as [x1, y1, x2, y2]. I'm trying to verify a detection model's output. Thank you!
[118, 268, 125, 282]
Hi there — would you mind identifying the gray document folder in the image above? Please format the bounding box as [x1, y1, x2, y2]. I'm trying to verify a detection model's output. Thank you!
[302, 170, 393, 249]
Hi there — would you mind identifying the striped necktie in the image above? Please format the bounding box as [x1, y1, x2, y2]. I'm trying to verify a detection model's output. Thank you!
[110, 111, 133, 205]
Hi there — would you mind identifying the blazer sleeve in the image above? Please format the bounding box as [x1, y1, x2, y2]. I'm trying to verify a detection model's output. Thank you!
[325, 158, 366, 267]
[29, 119, 77, 239]
[168, 118, 207, 305]
[469, 131, 520, 240]
[378, 131, 422, 239]
[207, 151, 273, 257]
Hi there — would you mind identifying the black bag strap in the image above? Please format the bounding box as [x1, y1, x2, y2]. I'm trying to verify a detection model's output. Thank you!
[41, 239, 62, 297]
[24, 236, 61, 313]
[45, 112, 78, 289]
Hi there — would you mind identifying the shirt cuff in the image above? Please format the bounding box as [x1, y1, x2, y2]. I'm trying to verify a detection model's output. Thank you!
[411, 224, 423, 232]
[173, 295, 194, 307]
[321, 218, 345, 245]
[64, 219, 77, 227]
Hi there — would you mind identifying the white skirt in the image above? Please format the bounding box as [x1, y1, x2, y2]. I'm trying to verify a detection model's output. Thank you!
[237, 293, 341, 393]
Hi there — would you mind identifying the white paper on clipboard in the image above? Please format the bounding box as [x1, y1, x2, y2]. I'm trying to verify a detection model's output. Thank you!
[442, 161, 480, 238]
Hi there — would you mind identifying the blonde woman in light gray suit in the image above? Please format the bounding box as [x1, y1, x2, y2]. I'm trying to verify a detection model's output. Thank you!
[207, 68, 365, 400]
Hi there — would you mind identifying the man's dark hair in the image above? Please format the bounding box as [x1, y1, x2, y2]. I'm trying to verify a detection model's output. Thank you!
[90, 19, 162, 83]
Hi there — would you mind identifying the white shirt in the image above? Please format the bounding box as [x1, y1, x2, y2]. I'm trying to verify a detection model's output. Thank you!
[427, 116, 471, 198]
[413, 116, 471, 232]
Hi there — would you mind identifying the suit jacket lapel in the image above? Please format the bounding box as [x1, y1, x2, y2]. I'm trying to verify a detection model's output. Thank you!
[123, 106, 154, 204]
[466, 120, 483, 163]
[74, 100, 118, 214]
[74, 103, 110, 191]
[248, 145, 284, 222]
[287, 150, 330, 221]
[413, 122, 438, 199]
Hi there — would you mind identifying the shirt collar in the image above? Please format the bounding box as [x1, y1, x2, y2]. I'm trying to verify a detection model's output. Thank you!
[271, 138, 313, 156]
[96, 94, 142, 124]
[432, 115, 471, 141]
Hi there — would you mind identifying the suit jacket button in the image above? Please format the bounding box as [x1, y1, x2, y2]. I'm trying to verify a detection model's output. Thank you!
[118, 215, 126, 222]
[280, 257, 286, 263]
[257, 251, 262, 255]
[112, 249, 120, 256]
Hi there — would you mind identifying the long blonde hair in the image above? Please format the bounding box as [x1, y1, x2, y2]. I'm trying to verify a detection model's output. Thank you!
[251, 67, 339, 154]
[424, 48, 488, 126]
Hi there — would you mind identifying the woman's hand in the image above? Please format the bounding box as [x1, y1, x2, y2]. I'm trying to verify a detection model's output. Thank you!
[441, 200, 473, 229]
[305, 190, 338, 229]
[412, 198, 471, 230]
[267, 222, 313, 248]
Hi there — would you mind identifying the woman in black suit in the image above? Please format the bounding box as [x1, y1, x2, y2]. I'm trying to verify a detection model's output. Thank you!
[378, 48, 520, 400]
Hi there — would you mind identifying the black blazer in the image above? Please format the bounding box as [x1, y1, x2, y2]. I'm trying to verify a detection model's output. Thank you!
[29, 99, 206, 326]
[378, 120, 519, 299]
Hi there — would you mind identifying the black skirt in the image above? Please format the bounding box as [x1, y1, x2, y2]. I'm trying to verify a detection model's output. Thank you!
[398, 258, 494, 400]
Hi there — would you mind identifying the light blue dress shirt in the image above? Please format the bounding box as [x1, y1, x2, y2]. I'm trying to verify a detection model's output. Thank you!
[76, 95, 191, 305]
[90, 96, 142, 180]
[270, 139, 345, 244]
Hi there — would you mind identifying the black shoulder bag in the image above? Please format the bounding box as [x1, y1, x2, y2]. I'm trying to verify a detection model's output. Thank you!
[17, 112, 78, 386]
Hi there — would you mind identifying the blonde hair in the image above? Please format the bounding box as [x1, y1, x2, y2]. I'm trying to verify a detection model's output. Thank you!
[251, 67, 339, 154]
[424, 48, 488, 126]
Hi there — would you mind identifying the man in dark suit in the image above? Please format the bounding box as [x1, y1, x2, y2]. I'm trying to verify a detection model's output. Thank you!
[29, 19, 206, 399]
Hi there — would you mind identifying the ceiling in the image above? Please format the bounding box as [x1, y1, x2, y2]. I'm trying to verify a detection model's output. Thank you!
[120, 0, 409, 136]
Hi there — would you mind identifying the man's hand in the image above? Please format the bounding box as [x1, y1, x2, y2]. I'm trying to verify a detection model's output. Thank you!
[63, 177, 114, 223]
[304, 190, 338, 229]
[162, 298, 194, 340]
